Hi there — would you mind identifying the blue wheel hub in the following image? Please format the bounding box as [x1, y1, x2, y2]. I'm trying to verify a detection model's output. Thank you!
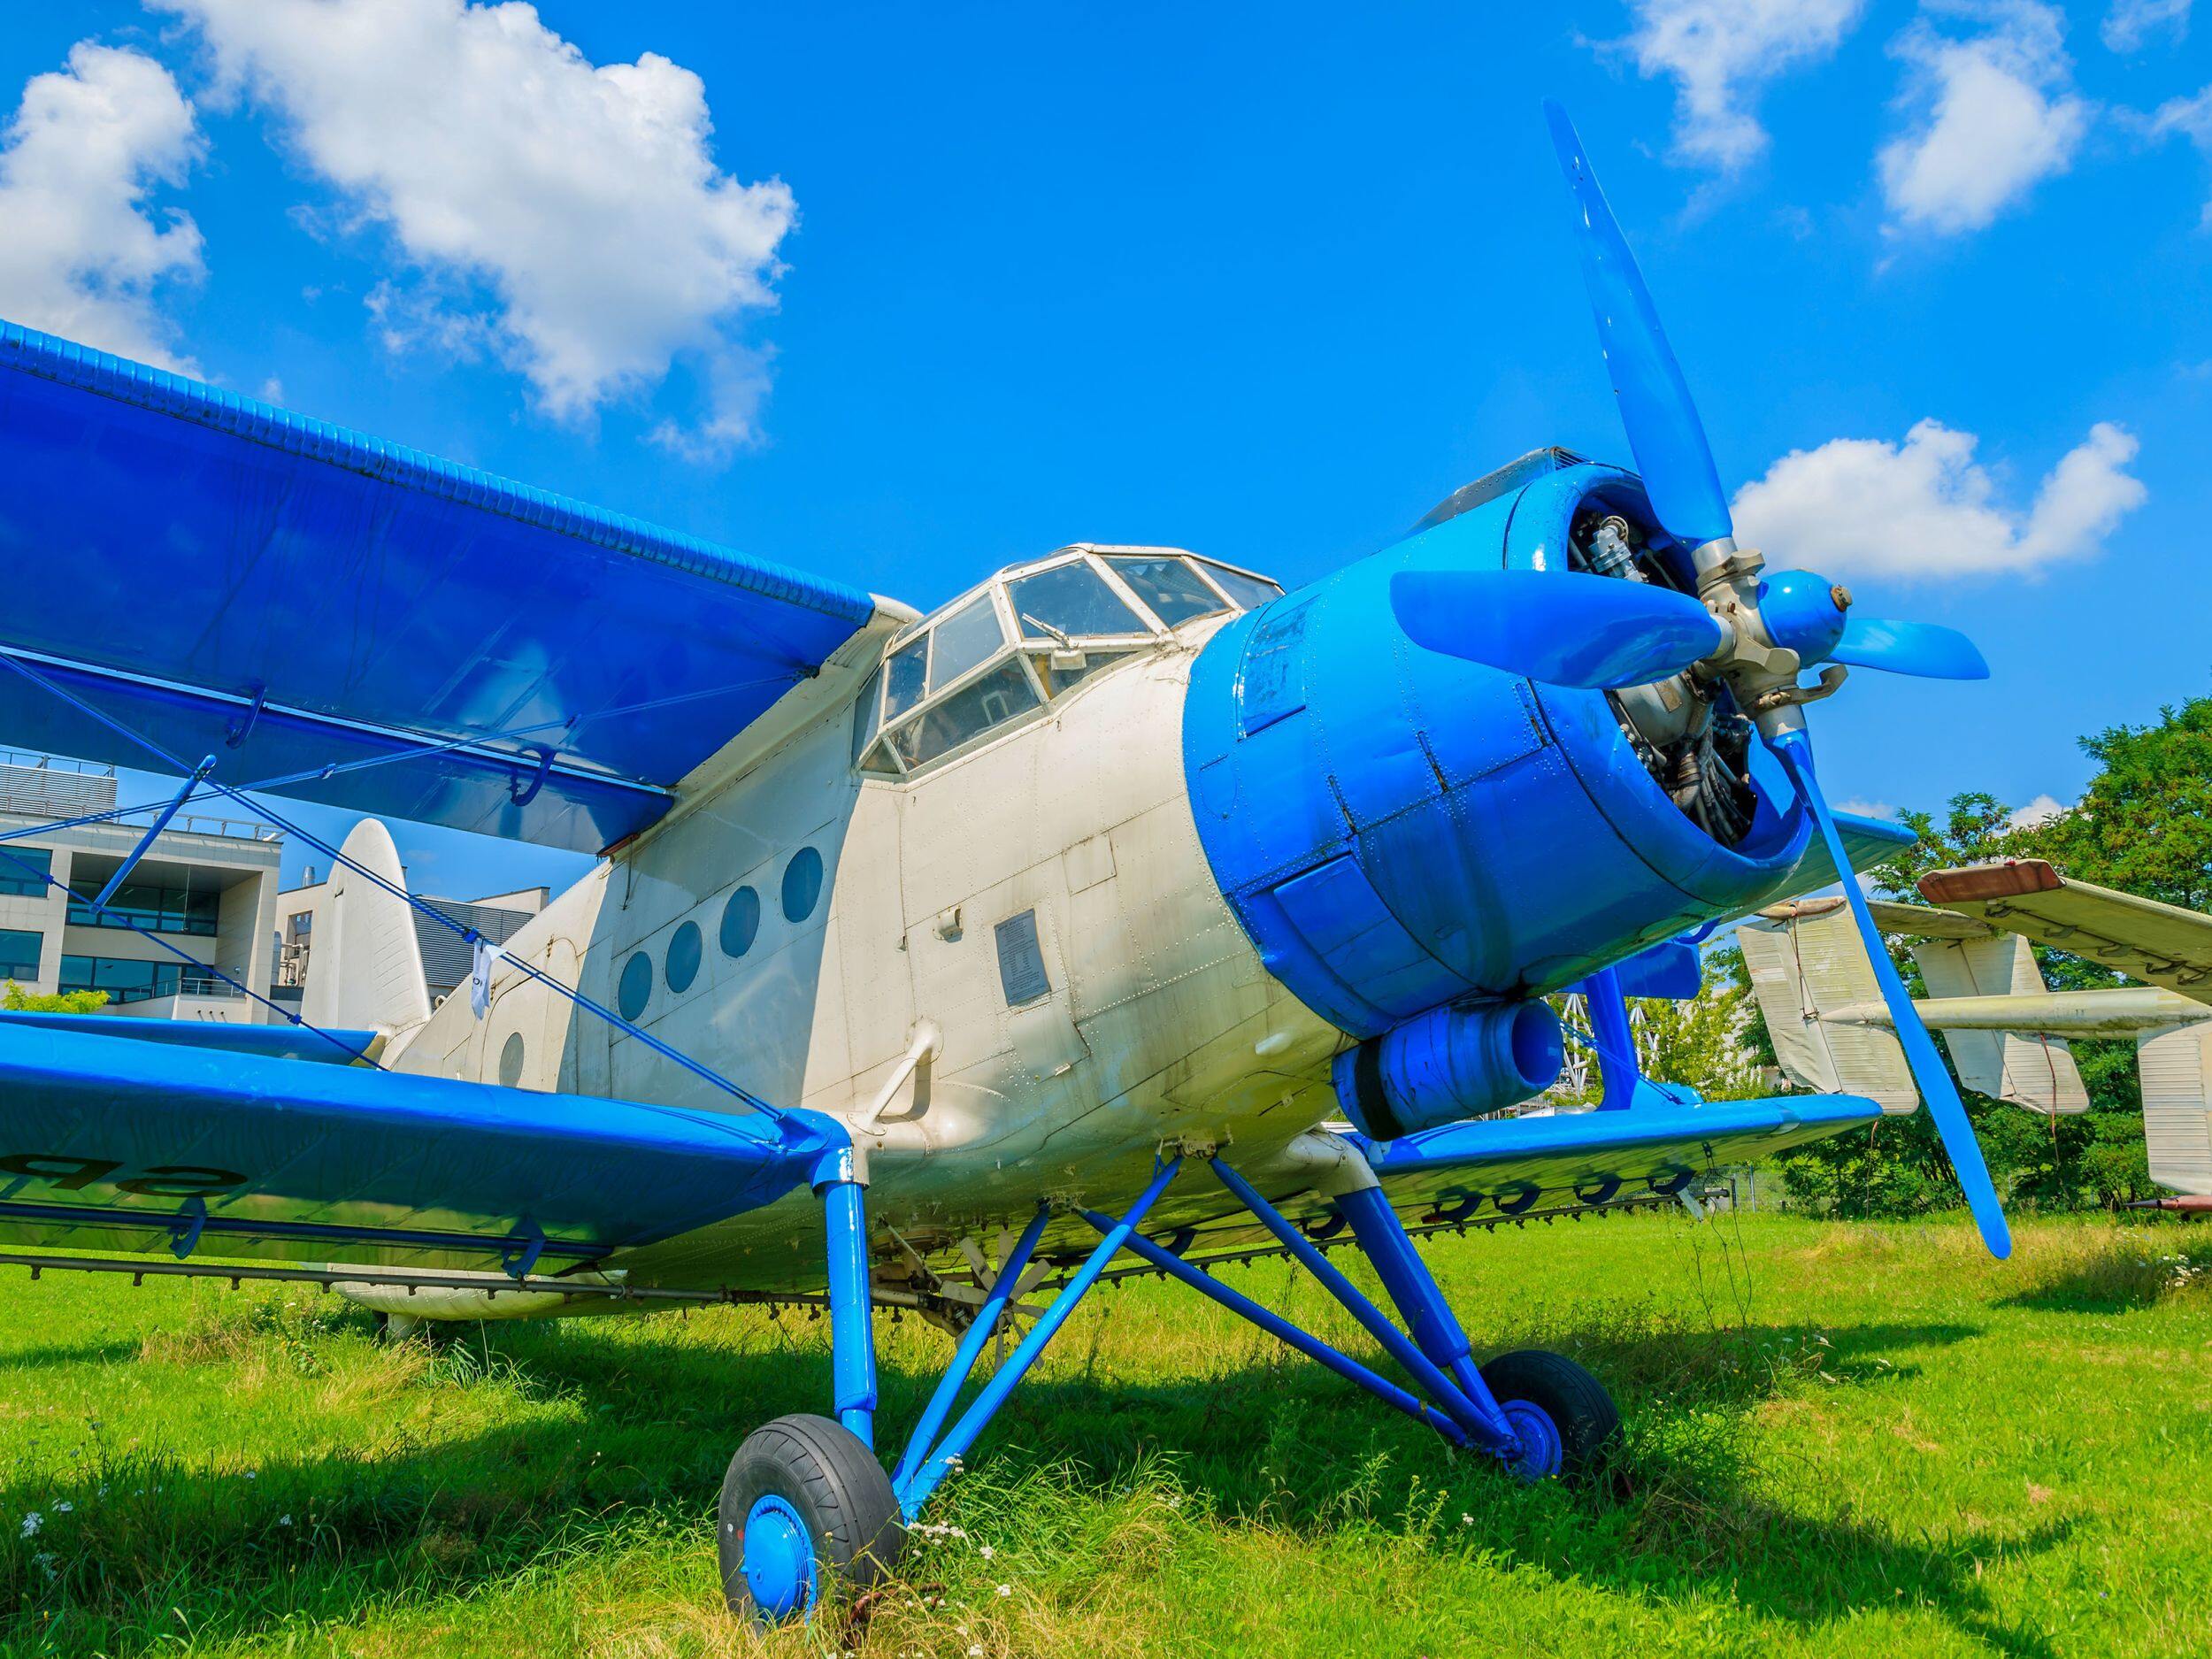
[1499, 1399, 1564, 1483]
[741, 1494, 818, 1618]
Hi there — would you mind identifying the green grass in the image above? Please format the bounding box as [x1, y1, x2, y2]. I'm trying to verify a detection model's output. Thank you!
[2, 1210, 2206, 1657]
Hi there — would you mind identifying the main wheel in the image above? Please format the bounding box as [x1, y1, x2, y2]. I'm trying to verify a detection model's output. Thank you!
[1479, 1348, 1621, 1485]
[718, 1414, 905, 1624]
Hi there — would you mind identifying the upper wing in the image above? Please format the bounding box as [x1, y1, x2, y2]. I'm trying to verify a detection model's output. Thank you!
[1775, 810, 1916, 901]
[0, 1017, 835, 1272]
[1919, 861, 2212, 1008]
[0, 321, 886, 852]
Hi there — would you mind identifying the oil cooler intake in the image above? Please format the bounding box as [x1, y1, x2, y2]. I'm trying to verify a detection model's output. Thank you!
[1332, 1000, 1563, 1141]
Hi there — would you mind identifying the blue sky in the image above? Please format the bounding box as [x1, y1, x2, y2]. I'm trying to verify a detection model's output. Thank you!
[0, 1, 2206, 902]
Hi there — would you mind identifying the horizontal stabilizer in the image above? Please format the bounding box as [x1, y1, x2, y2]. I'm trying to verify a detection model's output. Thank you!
[1909, 933, 2087, 1116]
[1736, 906, 1918, 1113]
[0, 1019, 836, 1271]
[0, 321, 880, 851]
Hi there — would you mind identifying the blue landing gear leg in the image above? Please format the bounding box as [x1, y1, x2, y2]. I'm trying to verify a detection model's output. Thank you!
[1331, 1176, 1619, 1483]
[718, 1148, 904, 1624]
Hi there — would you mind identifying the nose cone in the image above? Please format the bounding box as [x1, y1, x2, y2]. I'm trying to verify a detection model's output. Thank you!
[1181, 460, 1815, 1039]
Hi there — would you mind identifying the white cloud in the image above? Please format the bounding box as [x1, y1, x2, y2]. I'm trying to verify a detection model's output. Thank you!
[2007, 793, 2067, 828]
[2148, 84, 2212, 224]
[1878, 1, 2091, 234]
[1836, 797, 1899, 819]
[159, 0, 796, 455]
[0, 42, 204, 369]
[2101, 0, 2192, 50]
[1732, 419, 2147, 580]
[1620, 0, 1867, 171]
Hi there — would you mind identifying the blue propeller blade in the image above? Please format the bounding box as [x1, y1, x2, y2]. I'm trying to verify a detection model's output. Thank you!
[1766, 728, 2012, 1259]
[1390, 569, 1724, 689]
[1542, 100, 1735, 551]
[1831, 616, 1990, 680]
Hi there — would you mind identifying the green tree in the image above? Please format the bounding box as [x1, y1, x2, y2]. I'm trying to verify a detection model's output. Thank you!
[2, 981, 108, 1013]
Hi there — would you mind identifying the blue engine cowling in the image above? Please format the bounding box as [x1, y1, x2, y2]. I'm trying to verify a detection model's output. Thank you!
[1181, 458, 1821, 1043]
[1333, 1000, 1566, 1140]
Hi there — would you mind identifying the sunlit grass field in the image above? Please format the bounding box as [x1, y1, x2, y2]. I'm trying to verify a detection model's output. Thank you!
[2, 1210, 2205, 1657]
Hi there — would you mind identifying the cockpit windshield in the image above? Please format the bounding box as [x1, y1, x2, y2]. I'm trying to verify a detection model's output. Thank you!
[853, 545, 1283, 778]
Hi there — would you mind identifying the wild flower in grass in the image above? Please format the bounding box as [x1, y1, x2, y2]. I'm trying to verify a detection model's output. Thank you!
[1461, 1513, 1473, 1526]
[279, 1515, 294, 1527]
[53, 1502, 72, 1514]
[995, 1584, 1010, 1597]
[19, 1512, 40, 1538]
[967, 1647, 983, 1657]
[979, 1544, 994, 1560]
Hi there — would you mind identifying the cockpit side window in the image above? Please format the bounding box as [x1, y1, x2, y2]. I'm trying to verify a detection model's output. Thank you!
[1197, 561, 1284, 611]
[1104, 554, 1225, 627]
[1007, 561, 1141, 641]
[850, 662, 885, 764]
[927, 592, 1006, 692]
[884, 634, 928, 720]
[892, 659, 1041, 769]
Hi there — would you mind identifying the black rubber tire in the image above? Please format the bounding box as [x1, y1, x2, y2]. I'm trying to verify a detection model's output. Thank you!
[1479, 1348, 1621, 1485]
[718, 1413, 905, 1623]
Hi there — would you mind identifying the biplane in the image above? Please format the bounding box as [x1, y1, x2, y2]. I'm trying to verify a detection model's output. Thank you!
[0, 106, 2016, 1619]
[1742, 859, 2212, 1204]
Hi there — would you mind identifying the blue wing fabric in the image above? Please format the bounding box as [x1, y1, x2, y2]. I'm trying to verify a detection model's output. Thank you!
[0, 322, 878, 851]
[1350, 1094, 1879, 1216]
[0, 1018, 838, 1271]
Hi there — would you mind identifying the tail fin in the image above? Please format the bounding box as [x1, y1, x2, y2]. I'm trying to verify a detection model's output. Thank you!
[1736, 902, 1918, 1113]
[2137, 1024, 2212, 1197]
[1910, 933, 2087, 1116]
[299, 819, 433, 1038]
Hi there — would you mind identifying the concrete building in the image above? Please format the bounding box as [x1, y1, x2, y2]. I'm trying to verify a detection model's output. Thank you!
[0, 749, 284, 1022]
[275, 865, 546, 1013]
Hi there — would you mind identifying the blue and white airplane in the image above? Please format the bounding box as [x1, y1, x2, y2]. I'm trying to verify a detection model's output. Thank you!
[0, 107, 2008, 1622]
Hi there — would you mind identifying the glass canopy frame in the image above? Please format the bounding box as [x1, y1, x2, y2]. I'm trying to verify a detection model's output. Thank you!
[850, 545, 1282, 780]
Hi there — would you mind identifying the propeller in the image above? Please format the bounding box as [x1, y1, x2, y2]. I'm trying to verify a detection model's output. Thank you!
[1389, 569, 1720, 688]
[1387, 100, 2011, 1255]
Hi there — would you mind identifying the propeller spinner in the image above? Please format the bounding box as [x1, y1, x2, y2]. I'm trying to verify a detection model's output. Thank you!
[1392, 102, 2009, 1257]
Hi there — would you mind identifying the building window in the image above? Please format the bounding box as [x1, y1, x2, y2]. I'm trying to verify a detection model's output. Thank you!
[720, 887, 761, 958]
[0, 928, 40, 981]
[58, 955, 185, 1004]
[66, 879, 219, 936]
[0, 847, 52, 899]
[995, 910, 1051, 1007]
[781, 847, 824, 924]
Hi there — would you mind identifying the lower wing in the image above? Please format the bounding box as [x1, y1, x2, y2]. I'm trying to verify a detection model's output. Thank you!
[0, 1017, 836, 1273]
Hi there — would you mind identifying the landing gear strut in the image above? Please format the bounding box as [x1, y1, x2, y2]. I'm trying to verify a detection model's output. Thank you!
[717, 1144, 1622, 1620]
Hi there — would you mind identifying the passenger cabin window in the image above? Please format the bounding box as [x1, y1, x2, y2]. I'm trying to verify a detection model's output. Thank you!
[853, 547, 1285, 779]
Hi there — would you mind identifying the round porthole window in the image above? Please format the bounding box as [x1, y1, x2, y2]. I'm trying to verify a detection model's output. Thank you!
[666, 918, 703, 994]
[498, 1032, 526, 1087]
[782, 846, 824, 923]
[618, 950, 653, 1021]
[720, 886, 761, 957]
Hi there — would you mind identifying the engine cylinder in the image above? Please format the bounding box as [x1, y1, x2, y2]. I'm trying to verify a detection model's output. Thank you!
[1332, 1000, 1564, 1141]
